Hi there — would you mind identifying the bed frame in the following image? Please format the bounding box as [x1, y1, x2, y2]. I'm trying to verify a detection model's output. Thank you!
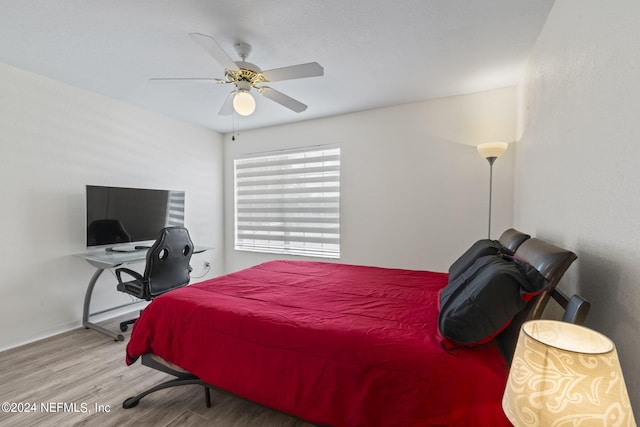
[495, 231, 578, 359]
[123, 353, 212, 409]
[122, 228, 583, 416]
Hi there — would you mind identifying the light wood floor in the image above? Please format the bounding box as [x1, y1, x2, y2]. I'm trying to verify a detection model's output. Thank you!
[0, 315, 314, 427]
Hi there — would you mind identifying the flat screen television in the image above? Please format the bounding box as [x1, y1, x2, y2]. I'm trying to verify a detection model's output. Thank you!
[86, 185, 185, 248]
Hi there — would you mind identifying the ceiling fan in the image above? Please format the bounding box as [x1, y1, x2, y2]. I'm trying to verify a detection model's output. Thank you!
[150, 33, 324, 116]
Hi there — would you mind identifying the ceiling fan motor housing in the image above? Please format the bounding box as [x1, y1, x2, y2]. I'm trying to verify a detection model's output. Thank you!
[235, 80, 252, 92]
[226, 61, 266, 86]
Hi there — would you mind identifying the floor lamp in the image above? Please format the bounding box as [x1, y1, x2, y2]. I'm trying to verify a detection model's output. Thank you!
[477, 142, 508, 239]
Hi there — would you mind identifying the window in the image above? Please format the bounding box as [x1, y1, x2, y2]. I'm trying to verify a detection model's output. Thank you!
[166, 191, 185, 227]
[234, 145, 340, 258]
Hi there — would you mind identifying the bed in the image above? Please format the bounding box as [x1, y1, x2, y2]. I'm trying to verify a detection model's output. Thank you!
[124, 229, 577, 426]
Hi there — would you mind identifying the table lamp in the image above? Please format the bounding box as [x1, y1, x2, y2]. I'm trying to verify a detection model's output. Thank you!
[503, 320, 636, 427]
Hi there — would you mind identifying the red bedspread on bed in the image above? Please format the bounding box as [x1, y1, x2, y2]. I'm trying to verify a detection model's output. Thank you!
[126, 260, 510, 427]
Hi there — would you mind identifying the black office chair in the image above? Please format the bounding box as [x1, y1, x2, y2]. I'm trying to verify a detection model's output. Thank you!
[115, 226, 194, 332]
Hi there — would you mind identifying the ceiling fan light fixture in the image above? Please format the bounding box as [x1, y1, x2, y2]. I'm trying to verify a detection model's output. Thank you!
[233, 90, 256, 116]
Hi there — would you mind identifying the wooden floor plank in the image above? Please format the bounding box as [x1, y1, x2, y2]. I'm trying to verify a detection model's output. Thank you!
[0, 315, 314, 427]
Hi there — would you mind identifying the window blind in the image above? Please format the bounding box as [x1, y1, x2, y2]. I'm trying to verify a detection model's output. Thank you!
[234, 145, 340, 258]
[166, 191, 185, 227]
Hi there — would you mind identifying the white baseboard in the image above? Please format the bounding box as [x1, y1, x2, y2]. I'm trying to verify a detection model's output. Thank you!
[0, 302, 147, 353]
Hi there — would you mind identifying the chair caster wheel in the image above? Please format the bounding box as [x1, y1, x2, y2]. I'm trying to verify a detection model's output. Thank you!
[120, 323, 129, 332]
[122, 397, 139, 409]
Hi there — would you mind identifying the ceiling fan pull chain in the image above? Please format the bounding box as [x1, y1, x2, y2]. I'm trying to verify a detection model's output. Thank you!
[231, 111, 240, 141]
[232, 113, 236, 141]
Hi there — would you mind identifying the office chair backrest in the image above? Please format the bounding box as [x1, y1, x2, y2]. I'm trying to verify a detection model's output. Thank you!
[145, 227, 194, 298]
[87, 219, 132, 246]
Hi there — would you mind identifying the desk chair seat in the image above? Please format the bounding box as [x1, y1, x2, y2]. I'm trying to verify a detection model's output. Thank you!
[116, 227, 194, 331]
[116, 271, 147, 298]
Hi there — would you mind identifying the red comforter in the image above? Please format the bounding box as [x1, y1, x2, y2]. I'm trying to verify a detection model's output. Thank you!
[126, 260, 510, 426]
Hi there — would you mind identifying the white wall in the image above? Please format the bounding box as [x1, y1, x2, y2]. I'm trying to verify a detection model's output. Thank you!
[0, 62, 224, 351]
[515, 0, 640, 415]
[224, 87, 517, 273]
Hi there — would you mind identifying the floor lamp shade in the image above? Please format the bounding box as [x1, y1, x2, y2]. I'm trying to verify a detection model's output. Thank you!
[503, 320, 636, 427]
[477, 141, 509, 160]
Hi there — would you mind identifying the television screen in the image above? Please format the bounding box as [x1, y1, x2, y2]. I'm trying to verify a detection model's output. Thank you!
[86, 185, 185, 248]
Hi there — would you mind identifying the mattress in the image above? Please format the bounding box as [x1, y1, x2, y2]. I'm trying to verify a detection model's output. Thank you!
[126, 260, 510, 426]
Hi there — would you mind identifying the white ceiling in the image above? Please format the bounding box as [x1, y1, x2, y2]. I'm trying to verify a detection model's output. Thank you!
[0, 0, 555, 134]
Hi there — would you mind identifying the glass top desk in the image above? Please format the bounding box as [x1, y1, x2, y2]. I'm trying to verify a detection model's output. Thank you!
[76, 246, 211, 341]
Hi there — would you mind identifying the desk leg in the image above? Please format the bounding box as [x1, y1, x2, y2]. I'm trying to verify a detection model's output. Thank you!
[82, 268, 125, 342]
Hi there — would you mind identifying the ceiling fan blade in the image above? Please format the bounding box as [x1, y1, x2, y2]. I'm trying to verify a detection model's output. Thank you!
[261, 62, 324, 82]
[259, 87, 307, 113]
[148, 77, 227, 84]
[189, 33, 240, 72]
[219, 91, 235, 115]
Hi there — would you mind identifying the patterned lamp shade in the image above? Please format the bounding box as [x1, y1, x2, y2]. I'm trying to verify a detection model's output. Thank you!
[503, 320, 636, 427]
